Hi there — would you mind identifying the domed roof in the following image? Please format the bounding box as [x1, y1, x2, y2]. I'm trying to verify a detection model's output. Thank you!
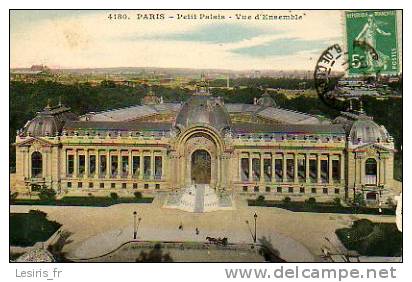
[256, 90, 277, 107]
[174, 95, 231, 132]
[23, 103, 78, 137]
[349, 119, 388, 144]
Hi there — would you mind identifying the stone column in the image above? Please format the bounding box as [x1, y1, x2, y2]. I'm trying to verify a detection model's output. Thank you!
[293, 153, 298, 183]
[248, 153, 253, 182]
[328, 154, 333, 184]
[282, 153, 287, 182]
[128, 149, 132, 180]
[271, 153, 275, 183]
[260, 153, 264, 184]
[305, 153, 310, 183]
[62, 149, 67, 178]
[238, 153, 242, 182]
[316, 154, 321, 184]
[117, 150, 121, 179]
[85, 148, 89, 178]
[95, 149, 99, 180]
[360, 158, 365, 185]
[340, 154, 345, 184]
[73, 149, 78, 178]
[139, 151, 144, 180]
[150, 150, 155, 180]
[106, 150, 111, 179]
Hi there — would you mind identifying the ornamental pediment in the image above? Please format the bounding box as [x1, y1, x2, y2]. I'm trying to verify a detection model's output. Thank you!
[15, 136, 54, 148]
[353, 143, 395, 153]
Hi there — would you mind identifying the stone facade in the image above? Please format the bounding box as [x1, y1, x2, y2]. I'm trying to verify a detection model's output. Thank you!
[11, 83, 398, 206]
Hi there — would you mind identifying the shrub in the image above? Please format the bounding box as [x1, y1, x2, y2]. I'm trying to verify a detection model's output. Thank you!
[305, 197, 316, 206]
[256, 195, 265, 203]
[353, 192, 365, 207]
[134, 191, 142, 199]
[10, 192, 19, 203]
[110, 192, 118, 200]
[333, 197, 341, 206]
[38, 187, 56, 201]
[28, 209, 47, 218]
[283, 196, 291, 204]
[88, 192, 93, 197]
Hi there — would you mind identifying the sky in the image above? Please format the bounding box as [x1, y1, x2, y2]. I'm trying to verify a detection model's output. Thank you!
[10, 10, 345, 70]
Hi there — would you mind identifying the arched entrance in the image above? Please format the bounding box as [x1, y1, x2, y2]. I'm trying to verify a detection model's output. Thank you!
[191, 149, 211, 184]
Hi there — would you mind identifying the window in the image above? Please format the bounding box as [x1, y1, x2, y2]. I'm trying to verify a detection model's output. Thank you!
[133, 156, 140, 177]
[111, 156, 118, 177]
[31, 152, 42, 177]
[311, 187, 317, 194]
[121, 156, 129, 177]
[133, 183, 138, 189]
[323, 188, 328, 194]
[365, 158, 377, 185]
[263, 159, 271, 182]
[122, 183, 127, 189]
[252, 158, 260, 181]
[334, 188, 340, 194]
[254, 186, 259, 192]
[242, 186, 248, 192]
[155, 184, 160, 190]
[155, 156, 162, 180]
[332, 159, 340, 181]
[100, 183, 105, 188]
[67, 155, 74, 176]
[89, 155, 96, 176]
[111, 183, 116, 188]
[300, 187, 305, 193]
[298, 158, 306, 182]
[286, 159, 294, 181]
[144, 156, 151, 179]
[265, 186, 271, 192]
[78, 182, 83, 188]
[144, 183, 149, 189]
[288, 187, 294, 193]
[321, 159, 328, 183]
[277, 187, 282, 193]
[275, 159, 283, 181]
[67, 182, 72, 188]
[241, 158, 249, 181]
[78, 155, 85, 176]
[100, 155, 107, 176]
[88, 182, 93, 188]
[309, 159, 317, 182]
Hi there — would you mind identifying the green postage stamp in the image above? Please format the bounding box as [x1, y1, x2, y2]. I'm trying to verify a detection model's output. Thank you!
[345, 10, 400, 76]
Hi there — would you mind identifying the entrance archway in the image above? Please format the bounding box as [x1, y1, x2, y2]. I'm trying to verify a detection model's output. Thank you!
[191, 149, 211, 184]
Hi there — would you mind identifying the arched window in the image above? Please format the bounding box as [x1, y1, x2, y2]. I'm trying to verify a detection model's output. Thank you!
[365, 158, 377, 185]
[31, 152, 43, 177]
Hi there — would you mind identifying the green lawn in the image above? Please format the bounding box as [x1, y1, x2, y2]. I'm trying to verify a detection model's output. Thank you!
[10, 211, 61, 247]
[248, 200, 395, 215]
[336, 219, 402, 257]
[13, 196, 153, 207]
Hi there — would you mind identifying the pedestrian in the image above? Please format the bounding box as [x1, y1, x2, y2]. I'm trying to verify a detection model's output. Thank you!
[195, 227, 199, 235]
[178, 223, 183, 231]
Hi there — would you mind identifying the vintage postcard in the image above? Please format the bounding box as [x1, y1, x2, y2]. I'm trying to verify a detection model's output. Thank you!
[9, 9, 402, 267]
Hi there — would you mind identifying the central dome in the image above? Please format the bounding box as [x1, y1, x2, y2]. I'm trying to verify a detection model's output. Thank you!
[174, 95, 231, 132]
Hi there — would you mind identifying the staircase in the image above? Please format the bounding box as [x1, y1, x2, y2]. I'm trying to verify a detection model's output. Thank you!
[163, 184, 234, 213]
[194, 184, 205, 213]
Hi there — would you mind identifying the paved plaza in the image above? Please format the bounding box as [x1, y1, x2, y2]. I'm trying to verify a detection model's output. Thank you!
[10, 196, 396, 262]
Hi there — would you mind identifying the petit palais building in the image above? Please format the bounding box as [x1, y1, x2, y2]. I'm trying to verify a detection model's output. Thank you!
[11, 80, 399, 208]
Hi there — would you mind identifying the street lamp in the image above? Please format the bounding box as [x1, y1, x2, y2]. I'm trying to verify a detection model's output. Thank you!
[253, 212, 258, 243]
[133, 211, 137, 239]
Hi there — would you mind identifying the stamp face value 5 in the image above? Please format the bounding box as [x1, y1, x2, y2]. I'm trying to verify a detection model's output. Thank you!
[345, 10, 399, 76]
